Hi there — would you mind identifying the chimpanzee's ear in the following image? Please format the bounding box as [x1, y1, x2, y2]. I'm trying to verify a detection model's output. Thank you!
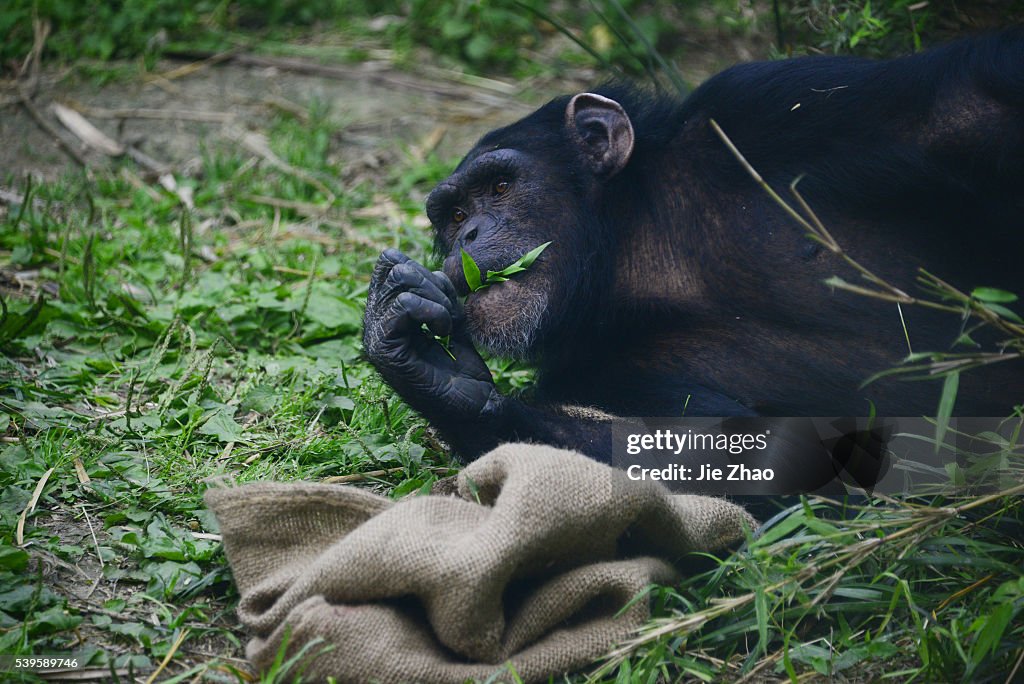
[565, 93, 635, 178]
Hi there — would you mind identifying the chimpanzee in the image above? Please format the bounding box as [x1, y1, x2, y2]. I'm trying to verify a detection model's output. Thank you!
[362, 30, 1024, 469]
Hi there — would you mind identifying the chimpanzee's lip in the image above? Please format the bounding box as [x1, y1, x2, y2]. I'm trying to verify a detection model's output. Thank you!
[465, 278, 525, 316]
[467, 273, 527, 300]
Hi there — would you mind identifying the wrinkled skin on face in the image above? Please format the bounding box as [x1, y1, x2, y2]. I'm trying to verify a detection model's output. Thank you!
[364, 34, 1024, 481]
[426, 148, 577, 358]
[424, 93, 636, 359]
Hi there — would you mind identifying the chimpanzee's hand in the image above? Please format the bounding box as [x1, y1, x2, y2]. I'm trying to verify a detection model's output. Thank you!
[363, 249, 500, 422]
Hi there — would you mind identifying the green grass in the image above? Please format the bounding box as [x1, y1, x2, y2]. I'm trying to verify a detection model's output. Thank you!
[2, 9, 1024, 682]
[0, 101, 481, 679]
[0, 0, 769, 82]
[590, 491, 1024, 682]
[3, 91, 1022, 684]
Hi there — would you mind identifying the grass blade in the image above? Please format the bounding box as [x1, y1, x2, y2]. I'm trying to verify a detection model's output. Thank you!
[935, 371, 959, 453]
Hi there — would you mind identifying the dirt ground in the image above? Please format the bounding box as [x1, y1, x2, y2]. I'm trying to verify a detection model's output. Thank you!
[0, 28, 771, 187]
[1, 57, 539, 187]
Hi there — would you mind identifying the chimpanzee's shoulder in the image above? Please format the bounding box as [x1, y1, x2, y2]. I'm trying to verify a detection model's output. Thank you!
[690, 27, 1024, 106]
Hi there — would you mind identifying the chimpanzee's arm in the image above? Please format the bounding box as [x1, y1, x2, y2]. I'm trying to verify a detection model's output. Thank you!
[362, 249, 616, 463]
[431, 397, 616, 463]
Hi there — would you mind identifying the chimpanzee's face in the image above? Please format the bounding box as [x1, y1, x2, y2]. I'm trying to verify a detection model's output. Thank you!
[425, 93, 635, 359]
[426, 146, 583, 359]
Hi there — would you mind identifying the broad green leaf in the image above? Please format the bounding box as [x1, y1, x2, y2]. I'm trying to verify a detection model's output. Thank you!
[461, 248, 483, 292]
[971, 287, 1018, 303]
[0, 545, 28, 572]
[30, 605, 82, 635]
[305, 288, 360, 330]
[464, 242, 552, 291]
[198, 410, 246, 443]
[970, 603, 1013, 664]
[241, 384, 282, 414]
[326, 395, 355, 411]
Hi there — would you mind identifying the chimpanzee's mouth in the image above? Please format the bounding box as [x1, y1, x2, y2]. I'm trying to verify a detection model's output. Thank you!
[465, 277, 522, 320]
[464, 271, 529, 304]
[463, 278, 549, 358]
[444, 258, 535, 298]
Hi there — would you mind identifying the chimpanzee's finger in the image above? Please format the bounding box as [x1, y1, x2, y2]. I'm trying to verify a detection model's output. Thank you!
[381, 247, 409, 264]
[368, 249, 411, 301]
[390, 257, 453, 305]
[429, 270, 459, 307]
[383, 262, 454, 312]
[384, 291, 453, 339]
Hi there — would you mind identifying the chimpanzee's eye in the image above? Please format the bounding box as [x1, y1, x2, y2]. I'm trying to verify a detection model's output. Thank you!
[493, 179, 511, 195]
[453, 208, 467, 223]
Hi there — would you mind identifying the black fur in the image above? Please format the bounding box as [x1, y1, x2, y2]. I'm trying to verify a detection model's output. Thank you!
[363, 30, 1024, 473]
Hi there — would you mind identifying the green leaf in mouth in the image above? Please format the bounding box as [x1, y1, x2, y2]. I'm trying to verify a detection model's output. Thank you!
[461, 241, 552, 292]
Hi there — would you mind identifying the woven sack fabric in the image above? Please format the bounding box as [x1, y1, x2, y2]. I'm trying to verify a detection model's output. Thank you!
[206, 443, 755, 683]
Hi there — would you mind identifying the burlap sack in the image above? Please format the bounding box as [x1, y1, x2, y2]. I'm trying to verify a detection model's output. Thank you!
[206, 443, 755, 683]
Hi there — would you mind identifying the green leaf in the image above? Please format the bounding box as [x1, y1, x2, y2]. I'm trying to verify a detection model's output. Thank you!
[466, 242, 552, 292]
[441, 18, 472, 40]
[486, 267, 523, 279]
[788, 643, 832, 675]
[980, 302, 1023, 323]
[326, 395, 355, 411]
[144, 560, 203, 599]
[31, 605, 82, 635]
[0, 545, 28, 572]
[781, 631, 798, 681]
[970, 603, 1013, 664]
[755, 588, 768, 656]
[464, 475, 481, 504]
[832, 587, 884, 600]
[935, 371, 959, 453]
[465, 33, 494, 63]
[198, 410, 245, 443]
[752, 510, 806, 547]
[240, 383, 282, 414]
[953, 332, 978, 347]
[305, 288, 360, 330]
[823, 275, 850, 289]
[971, 287, 1018, 303]
[502, 241, 551, 273]
[461, 249, 483, 292]
[107, 621, 153, 642]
